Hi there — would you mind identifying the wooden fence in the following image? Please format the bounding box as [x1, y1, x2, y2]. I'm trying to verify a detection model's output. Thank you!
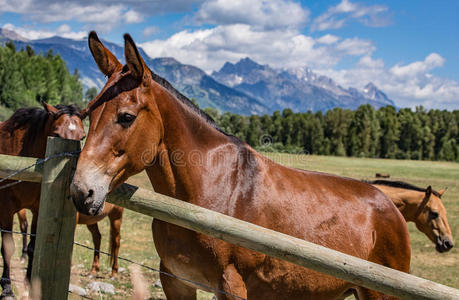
[1, 137, 459, 300]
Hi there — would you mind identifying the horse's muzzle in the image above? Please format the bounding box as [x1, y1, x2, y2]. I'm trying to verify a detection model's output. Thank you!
[70, 181, 105, 216]
[436, 236, 454, 253]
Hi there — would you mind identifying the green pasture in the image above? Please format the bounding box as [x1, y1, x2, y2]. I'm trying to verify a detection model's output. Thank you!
[8, 154, 459, 299]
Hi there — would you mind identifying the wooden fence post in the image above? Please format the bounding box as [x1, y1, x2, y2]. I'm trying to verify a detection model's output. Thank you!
[31, 137, 80, 300]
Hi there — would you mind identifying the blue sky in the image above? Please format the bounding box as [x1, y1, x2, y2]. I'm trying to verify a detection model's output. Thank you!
[1, 0, 458, 109]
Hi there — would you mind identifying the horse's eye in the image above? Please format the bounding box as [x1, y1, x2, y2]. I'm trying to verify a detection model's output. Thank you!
[429, 211, 439, 219]
[117, 112, 136, 127]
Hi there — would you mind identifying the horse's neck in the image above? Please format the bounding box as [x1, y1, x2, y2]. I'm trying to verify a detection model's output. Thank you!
[383, 186, 425, 222]
[145, 88, 245, 203]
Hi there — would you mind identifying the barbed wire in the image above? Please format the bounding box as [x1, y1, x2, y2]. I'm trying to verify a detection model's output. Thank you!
[0, 151, 80, 191]
[0, 228, 36, 236]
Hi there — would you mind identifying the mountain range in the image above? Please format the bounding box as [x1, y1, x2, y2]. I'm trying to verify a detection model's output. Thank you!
[212, 58, 393, 112]
[0, 28, 394, 114]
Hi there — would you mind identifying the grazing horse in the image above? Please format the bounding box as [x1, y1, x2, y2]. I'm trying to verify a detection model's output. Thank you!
[15, 204, 124, 277]
[368, 180, 454, 253]
[70, 32, 411, 300]
[0, 103, 86, 298]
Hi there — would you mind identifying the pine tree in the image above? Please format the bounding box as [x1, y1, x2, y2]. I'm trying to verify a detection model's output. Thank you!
[378, 106, 400, 158]
[85, 87, 99, 101]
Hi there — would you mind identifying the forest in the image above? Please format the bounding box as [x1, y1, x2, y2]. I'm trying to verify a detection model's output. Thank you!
[0, 43, 457, 161]
[0, 41, 84, 119]
[202, 105, 459, 162]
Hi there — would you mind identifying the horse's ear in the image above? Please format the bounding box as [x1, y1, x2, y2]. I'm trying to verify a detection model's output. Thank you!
[88, 31, 121, 77]
[124, 33, 146, 81]
[425, 185, 432, 198]
[42, 101, 59, 115]
[438, 188, 447, 198]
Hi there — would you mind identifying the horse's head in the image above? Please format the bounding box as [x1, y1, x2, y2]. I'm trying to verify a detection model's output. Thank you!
[414, 186, 453, 253]
[71, 32, 164, 216]
[42, 102, 86, 141]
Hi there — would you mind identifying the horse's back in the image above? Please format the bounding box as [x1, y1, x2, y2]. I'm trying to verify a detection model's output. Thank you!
[253, 158, 408, 248]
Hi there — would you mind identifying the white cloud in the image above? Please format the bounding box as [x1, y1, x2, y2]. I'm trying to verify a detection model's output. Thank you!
[335, 37, 375, 56]
[316, 54, 459, 109]
[316, 34, 340, 45]
[195, 0, 309, 30]
[357, 55, 384, 69]
[143, 26, 159, 38]
[390, 53, 445, 78]
[123, 9, 144, 24]
[57, 24, 72, 34]
[0, 1, 152, 32]
[3, 23, 86, 40]
[311, 0, 391, 31]
[140, 24, 375, 72]
[335, 0, 357, 13]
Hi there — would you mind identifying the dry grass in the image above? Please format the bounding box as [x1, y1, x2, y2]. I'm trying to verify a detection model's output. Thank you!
[5, 154, 459, 299]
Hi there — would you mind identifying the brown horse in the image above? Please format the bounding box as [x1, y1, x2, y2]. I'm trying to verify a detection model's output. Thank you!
[0, 103, 86, 298]
[70, 32, 411, 300]
[15, 204, 124, 277]
[368, 180, 454, 253]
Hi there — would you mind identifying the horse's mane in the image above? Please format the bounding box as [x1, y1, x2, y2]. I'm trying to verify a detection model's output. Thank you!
[3, 104, 81, 138]
[54, 104, 82, 118]
[365, 180, 440, 197]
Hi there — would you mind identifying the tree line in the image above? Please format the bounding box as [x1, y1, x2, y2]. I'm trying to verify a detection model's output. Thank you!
[0, 42, 85, 119]
[202, 105, 459, 162]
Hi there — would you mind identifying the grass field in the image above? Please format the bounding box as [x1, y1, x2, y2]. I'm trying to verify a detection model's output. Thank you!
[7, 154, 459, 299]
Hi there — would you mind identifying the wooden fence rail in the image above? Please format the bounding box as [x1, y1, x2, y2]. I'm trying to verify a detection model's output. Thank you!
[0, 138, 458, 299]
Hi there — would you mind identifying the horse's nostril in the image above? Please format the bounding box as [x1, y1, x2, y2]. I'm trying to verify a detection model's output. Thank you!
[445, 240, 454, 249]
[88, 189, 94, 198]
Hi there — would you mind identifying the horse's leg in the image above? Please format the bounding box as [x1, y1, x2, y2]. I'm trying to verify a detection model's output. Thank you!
[159, 262, 196, 300]
[108, 207, 123, 278]
[86, 224, 101, 276]
[17, 209, 28, 263]
[217, 264, 247, 300]
[25, 208, 38, 282]
[1, 213, 15, 298]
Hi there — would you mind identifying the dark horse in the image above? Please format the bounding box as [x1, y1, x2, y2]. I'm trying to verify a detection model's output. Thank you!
[0, 103, 86, 298]
[71, 32, 411, 299]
